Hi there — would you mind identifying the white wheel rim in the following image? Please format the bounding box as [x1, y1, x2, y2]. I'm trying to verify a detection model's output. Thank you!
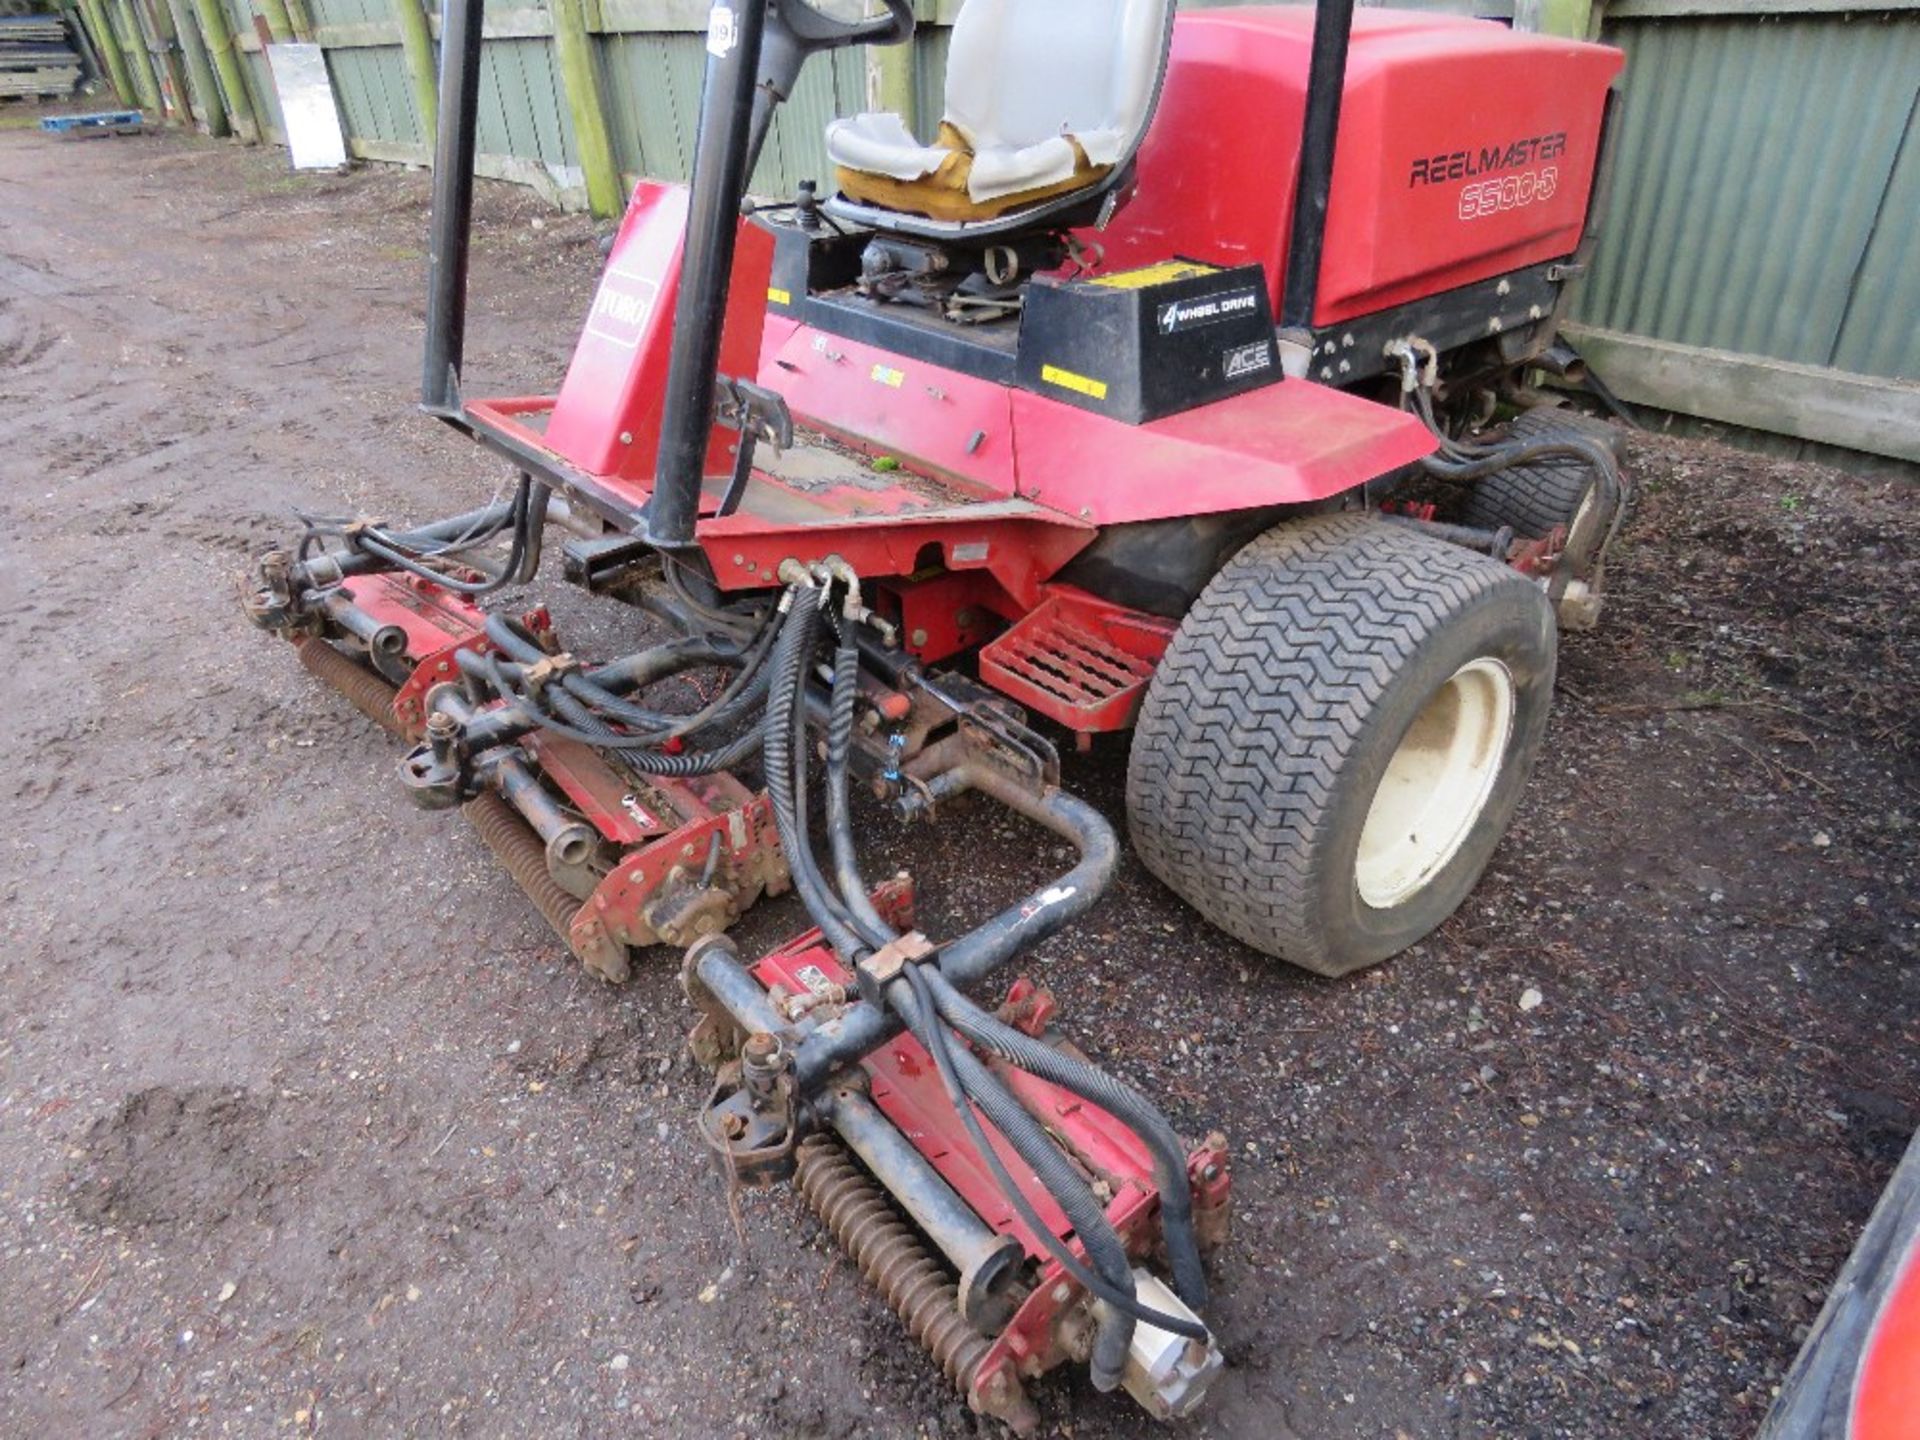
[1354, 658, 1516, 909]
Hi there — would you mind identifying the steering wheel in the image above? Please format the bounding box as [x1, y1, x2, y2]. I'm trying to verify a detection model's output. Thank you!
[769, 0, 915, 52]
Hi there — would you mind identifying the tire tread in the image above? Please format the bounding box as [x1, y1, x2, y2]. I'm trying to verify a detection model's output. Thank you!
[1127, 513, 1544, 974]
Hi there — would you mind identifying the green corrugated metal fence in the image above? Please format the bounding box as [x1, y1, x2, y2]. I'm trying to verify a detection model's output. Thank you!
[1565, 0, 1920, 464]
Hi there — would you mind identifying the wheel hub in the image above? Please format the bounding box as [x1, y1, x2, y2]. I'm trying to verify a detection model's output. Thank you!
[1355, 657, 1515, 909]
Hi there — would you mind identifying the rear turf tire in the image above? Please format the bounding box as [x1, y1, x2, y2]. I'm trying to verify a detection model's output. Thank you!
[1461, 458, 1597, 540]
[1462, 407, 1622, 541]
[1126, 513, 1557, 977]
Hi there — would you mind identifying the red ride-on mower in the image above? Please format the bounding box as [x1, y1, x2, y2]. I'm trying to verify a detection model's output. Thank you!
[245, 0, 1625, 1425]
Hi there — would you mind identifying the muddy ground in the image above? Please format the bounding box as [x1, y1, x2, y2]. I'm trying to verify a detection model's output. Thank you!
[1, 125, 1915, 1440]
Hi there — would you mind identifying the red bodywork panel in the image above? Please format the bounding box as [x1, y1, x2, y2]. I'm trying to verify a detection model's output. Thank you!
[1854, 1240, 1920, 1440]
[543, 180, 775, 486]
[1006, 380, 1432, 525]
[470, 180, 1432, 611]
[764, 323, 1021, 498]
[749, 321, 1434, 529]
[1091, 8, 1621, 324]
[337, 572, 551, 738]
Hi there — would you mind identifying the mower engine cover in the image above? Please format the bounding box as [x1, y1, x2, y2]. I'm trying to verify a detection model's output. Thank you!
[1090, 7, 1623, 325]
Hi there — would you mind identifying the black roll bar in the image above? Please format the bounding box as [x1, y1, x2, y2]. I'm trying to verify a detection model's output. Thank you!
[1281, 0, 1358, 333]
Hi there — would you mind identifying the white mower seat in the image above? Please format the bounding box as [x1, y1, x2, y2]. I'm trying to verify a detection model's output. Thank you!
[825, 0, 1174, 227]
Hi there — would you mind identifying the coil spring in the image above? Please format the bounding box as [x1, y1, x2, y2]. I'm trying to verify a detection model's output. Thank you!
[794, 1133, 989, 1394]
[295, 637, 406, 738]
[463, 790, 584, 948]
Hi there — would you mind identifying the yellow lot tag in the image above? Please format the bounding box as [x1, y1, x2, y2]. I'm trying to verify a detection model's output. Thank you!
[871, 364, 905, 388]
[1041, 364, 1109, 400]
[766, 286, 792, 306]
[1090, 260, 1219, 290]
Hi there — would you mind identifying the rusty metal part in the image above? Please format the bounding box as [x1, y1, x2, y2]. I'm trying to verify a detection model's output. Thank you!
[793, 1135, 1038, 1434]
[699, 1060, 797, 1185]
[857, 929, 935, 992]
[1189, 1131, 1233, 1253]
[295, 637, 405, 737]
[740, 1031, 790, 1109]
[463, 791, 630, 983]
[642, 879, 733, 948]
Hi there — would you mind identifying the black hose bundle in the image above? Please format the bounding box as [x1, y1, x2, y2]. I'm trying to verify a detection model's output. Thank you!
[894, 965, 1139, 1390]
[452, 606, 781, 775]
[1405, 381, 1631, 580]
[759, 587, 1213, 1372]
[920, 967, 1210, 1311]
[300, 474, 553, 597]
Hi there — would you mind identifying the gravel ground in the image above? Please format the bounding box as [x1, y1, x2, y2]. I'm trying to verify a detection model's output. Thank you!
[1, 126, 1915, 1440]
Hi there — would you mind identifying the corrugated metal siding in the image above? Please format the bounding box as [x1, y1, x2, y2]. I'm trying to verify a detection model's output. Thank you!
[1576, 8, 1920, 383]
[601, 32, 705, 180]
[1830, 72, 1920, 380]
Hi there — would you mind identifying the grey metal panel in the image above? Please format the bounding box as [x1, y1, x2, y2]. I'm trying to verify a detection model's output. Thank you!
[323, 46, 383, 141]
[364, 42, 418, 143]
[751, 43, 863, 194]
[1575, 10, 1920, 380]
[911, 22, 948, 132]
[243, 48, 286, 137]
[307, 0, 375, 25]
[475, 40, 524, 155]
[1830, 84, 1920, 380]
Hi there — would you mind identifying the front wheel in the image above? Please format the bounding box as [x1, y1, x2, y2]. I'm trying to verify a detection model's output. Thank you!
[1126, 513, 1556, 977]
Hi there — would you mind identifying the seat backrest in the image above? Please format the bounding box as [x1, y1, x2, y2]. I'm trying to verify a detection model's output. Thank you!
[943, 0, 1175, 164]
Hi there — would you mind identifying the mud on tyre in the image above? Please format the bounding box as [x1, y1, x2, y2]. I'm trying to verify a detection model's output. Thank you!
[1127, 513, 1557, 977]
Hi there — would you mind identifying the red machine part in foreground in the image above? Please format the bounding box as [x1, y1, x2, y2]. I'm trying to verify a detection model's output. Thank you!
[751, 928, 1232, 1424]
[317, 572, 789, 981]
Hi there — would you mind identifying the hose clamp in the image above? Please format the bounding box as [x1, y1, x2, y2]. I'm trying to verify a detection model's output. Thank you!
[855, 930, 935, 1007]
[1385, 337, 1440, 395]
[520, 652, 578, 692]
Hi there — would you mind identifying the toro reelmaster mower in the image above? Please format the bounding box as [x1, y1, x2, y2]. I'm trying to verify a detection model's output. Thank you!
[244, 0, 1626, 1425]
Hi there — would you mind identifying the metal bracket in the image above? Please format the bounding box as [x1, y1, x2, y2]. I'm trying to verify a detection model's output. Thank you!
[713, 374, 794, 450]
[855, 930, 935, 1004]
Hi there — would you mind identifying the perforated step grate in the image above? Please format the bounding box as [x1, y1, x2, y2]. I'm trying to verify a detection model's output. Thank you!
[979, 590, 1175, 733]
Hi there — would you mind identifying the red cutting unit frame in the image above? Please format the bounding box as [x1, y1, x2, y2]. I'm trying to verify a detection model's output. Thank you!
[750, 923, 1232, 1412]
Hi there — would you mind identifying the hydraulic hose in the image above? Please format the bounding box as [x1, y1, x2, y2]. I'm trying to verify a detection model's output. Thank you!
[481, 611, 781, 750]
[770, 596, 1178, 1369]
[824, 634, 897, 947]
[761, 586, 871, 961]
[1406, 387, 1629, 584]
[817, 696, 1210, 1315]
[454, 633, 727, 749]
[893, 967, 1137, 1388]
[468, 650, 762, 773]
[921, 967, 1210, 1312]
[354, 475, 544, 596]
[293, 497, 518, 580]
[793, 768, 1120, 1091]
